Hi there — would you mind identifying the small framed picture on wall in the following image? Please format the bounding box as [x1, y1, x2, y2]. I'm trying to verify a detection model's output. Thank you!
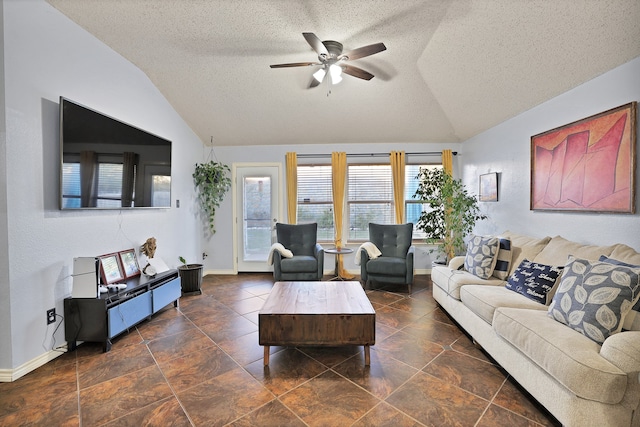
[119, 249, 141, 278]
[479, 172, 498, 202]
[98, 253, 124, 284]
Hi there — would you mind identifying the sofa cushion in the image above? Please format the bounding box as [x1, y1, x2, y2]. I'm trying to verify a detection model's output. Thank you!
[608, 245, 640, 331]
[599, 255, 640, 331]
[500, 231, 551, 275]
[600, 331, 640, 373]
[431, 265, 504, 300]
[491, 237, 512, 280]
[460, 285, 546, 325]
[464, 235, 499, 279]
[493, 307, 627, 404]
[505, 259, 564, 304]
[548, 256, 640, 344]
[533, 235, 617, 267]
[609, 244, 640, 266]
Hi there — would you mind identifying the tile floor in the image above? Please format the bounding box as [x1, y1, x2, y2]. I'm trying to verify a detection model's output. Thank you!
[0, 274, 561, 426]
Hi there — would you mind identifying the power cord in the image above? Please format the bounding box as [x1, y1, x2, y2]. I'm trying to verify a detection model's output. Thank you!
[44, 313, 68, 353]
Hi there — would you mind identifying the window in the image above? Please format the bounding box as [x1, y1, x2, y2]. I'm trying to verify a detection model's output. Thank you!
[297, 165, 334, 241]
[97, 163, 126, 207]
[61, 154, 131, 208]
[347, 165, 393, 240]
[406, 164, 442, 239]
[296, 162, 442, 242]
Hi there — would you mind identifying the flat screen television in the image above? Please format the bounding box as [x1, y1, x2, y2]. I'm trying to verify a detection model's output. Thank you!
[59, 97, 172, 209]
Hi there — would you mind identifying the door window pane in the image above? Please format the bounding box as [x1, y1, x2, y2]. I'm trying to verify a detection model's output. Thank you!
[151, 175, 171, 207]
[243, 176, 272, 261]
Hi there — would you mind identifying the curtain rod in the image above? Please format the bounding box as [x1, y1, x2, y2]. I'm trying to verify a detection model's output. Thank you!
[296, 151, 457, 159]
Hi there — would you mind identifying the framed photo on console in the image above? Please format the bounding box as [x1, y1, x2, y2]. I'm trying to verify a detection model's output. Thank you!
[119, 249, 140, 278]
[98, 253, 124, 284]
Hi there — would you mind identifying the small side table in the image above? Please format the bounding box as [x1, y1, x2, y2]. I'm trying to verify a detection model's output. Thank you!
[324, 247, 354, 280]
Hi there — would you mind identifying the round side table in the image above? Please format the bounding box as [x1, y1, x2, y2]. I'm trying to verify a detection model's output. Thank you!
[324, 247, 354, 280]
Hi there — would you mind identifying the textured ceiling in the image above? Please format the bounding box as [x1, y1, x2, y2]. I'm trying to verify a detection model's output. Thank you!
[46, 0, 640, 147]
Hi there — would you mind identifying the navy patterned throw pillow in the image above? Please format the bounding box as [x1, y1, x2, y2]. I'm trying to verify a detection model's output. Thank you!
[492, 237, 512, 280]
[506, 259, 564, 304]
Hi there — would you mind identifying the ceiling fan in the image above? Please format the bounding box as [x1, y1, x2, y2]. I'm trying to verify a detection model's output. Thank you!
[270, 33, 386, 88]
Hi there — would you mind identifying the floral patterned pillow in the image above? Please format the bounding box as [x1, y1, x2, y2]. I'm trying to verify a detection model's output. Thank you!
[548, 256, 640, 344]
[464, 235, 499, 279]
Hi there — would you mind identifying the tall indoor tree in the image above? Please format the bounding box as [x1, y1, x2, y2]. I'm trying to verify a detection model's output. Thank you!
[413, 168, 486, 261]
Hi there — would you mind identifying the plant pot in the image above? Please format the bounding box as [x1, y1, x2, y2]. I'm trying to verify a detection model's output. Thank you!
[178, 264, 204, 295]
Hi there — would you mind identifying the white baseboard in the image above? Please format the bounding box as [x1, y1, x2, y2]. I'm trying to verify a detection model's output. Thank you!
[0, 346, 68, 382]
[203, 268, 432, 277]
[204, 269, 236, 275]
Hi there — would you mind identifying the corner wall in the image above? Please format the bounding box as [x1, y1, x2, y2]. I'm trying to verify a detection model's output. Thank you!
[0, 0, 12, 370]
[460, 56, 640, 250]
[1, 0, 204, 373]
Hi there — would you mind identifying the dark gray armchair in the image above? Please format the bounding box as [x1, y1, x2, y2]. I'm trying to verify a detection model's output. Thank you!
[360, 223, 415, 293]
[273, 223, 324, 281]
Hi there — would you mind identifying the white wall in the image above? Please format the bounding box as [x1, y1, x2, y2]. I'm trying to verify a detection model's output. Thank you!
[460, 56, 640, 250]
[1, 1, 204, 372]
[0, 0, 11, 372]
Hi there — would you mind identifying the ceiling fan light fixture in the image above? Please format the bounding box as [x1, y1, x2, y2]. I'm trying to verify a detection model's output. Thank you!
[313, 68, 326, 83]
[329, 64, 342, 84]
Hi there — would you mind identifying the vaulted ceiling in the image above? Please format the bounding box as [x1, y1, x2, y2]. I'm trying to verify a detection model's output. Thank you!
[46, 0, 640, 147]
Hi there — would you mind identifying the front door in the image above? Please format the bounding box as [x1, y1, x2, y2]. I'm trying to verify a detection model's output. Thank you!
[233, 163, 282, 272]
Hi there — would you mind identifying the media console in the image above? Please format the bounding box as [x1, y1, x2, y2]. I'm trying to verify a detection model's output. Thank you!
[64, 269, 181, 352]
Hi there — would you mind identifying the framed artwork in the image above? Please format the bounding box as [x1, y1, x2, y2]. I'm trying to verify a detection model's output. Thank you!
[119, 249, 140, 278]
[98, 253, 124, 284]
[479, 172, 498, 202]
[531, 102, 636, 213]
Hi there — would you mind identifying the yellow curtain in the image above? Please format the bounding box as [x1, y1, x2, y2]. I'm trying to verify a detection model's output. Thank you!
[442, 149, 453, 176]
[285, 152, 297, 224]
[331, 152, 352, 278]
[390, 151, 405, 224]
[441, 149, 454, 259]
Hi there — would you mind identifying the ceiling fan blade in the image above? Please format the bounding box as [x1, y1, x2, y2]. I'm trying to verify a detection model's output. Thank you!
[342, 65, 374, 81]
[270, 62, 320, 68]
[342, 42, 386, 61]
[303, 32, 329, 56]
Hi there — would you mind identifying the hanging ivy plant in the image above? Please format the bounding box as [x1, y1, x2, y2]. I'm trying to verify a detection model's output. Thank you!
[193, 161, 231, 234]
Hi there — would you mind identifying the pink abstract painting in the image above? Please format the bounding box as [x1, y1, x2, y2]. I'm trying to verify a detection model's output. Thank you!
[531, 102, 636, 213]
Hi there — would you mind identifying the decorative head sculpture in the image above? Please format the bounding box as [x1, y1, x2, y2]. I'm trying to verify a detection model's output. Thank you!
[140, 237, 157, 259]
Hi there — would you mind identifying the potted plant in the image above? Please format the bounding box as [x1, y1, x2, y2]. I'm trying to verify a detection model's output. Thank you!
[413, 168, 487, 263]
[177, 256, 204, 295]
[193, 161, 232, 234]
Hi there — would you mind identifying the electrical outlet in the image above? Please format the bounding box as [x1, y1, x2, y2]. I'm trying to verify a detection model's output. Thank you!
[46, 308, 56, 325]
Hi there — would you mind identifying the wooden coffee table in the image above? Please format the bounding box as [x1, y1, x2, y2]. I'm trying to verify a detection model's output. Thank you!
[259, 281, 375, 366]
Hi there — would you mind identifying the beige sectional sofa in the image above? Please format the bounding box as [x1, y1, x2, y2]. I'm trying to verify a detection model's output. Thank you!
[431, 231, 640, 427]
